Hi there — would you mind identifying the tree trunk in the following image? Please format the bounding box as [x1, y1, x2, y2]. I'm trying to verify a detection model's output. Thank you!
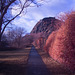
[0, 36, 1, 47]
[0, 18, 3, 46]
[0, 30, 1, 45]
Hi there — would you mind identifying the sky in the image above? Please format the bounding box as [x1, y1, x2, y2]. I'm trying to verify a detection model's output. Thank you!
[11, 0, 75, 33]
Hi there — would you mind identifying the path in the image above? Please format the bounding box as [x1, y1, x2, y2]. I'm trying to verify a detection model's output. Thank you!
[27, 46, 51, 75]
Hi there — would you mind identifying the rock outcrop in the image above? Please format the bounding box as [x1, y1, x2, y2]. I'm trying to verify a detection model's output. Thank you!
[31, 17, 61, 39]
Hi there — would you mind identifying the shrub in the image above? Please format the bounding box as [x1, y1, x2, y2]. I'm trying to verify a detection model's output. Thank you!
[44, 11, 75, 70]
[44, 31, 57, 53]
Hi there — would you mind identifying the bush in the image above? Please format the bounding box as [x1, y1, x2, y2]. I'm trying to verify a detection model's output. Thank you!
[44, 11, 75, 71]
[44, 31, 57, 53]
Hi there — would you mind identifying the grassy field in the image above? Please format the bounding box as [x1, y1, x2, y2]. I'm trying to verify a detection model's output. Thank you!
[0, 47, 31, 75]
[37, 49, 75, 75]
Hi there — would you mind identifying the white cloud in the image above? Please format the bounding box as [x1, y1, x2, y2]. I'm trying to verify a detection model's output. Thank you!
[11, 0, 67, 17]
[11, 4, 21, 16]
[56, 12, 66, 20]
[41, 0, 67, 7]
[11, 0, 73, 33]
[58, 12, 66, 16]
[12, 16, 37, 32]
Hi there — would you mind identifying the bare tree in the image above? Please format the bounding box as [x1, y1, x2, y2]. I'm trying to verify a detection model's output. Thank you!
[0, 0, 44, 44]
[7, 27, 26, 48]
[1, 33, 8, 47]
[31, 32, 46, 49]
[22, 34, 34, 47]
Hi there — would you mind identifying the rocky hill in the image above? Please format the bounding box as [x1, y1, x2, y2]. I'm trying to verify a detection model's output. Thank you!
[31, 17, 61, 38]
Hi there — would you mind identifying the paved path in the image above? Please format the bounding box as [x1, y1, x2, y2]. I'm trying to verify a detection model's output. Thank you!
[27, 46, 51, 75]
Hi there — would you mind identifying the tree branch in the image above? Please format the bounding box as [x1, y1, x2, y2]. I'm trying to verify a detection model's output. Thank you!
[1, 0, 16, 20]
[1, 0, 30, 35]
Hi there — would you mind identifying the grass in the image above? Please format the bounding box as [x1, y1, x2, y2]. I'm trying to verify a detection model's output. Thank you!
[37, 49, 75, 75]
[0, 47, 31, 75]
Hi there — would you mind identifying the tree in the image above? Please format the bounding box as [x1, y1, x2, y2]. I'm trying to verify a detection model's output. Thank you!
[0, 0, 44, 44]
[22, 34, 34, 47]
[1, 33, 8, 47]
[7, 27, 26, 48]
[22, 33, 43, 47]
[31, 32, 46, 49]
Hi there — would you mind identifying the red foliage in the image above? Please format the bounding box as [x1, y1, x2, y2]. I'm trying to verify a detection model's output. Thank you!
[44, 11, 75, 70]
[32, 32, 46, 49]
[33, 37, 46, 49]
[44, 31, 57, 53]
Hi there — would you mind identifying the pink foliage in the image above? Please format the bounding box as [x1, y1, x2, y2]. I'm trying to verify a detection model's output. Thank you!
[31, 32, 46, 49]
[44, 11, 75, 70]
[44, 31, 57, 53]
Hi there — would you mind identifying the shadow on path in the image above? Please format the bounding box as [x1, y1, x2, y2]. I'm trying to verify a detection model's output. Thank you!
[27, 46, 51, 75]
[0, 63, 26, 75]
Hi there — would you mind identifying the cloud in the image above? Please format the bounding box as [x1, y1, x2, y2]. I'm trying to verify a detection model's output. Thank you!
[11, 0, 74, 33]
[11, 0, 68, 17]
[12, 16, 37, 32]
[58, 12, 66, 16]
[11, 5, 21, 16]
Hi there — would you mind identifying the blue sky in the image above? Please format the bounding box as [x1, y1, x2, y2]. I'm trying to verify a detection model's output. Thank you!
[11, 0, 75, 33]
